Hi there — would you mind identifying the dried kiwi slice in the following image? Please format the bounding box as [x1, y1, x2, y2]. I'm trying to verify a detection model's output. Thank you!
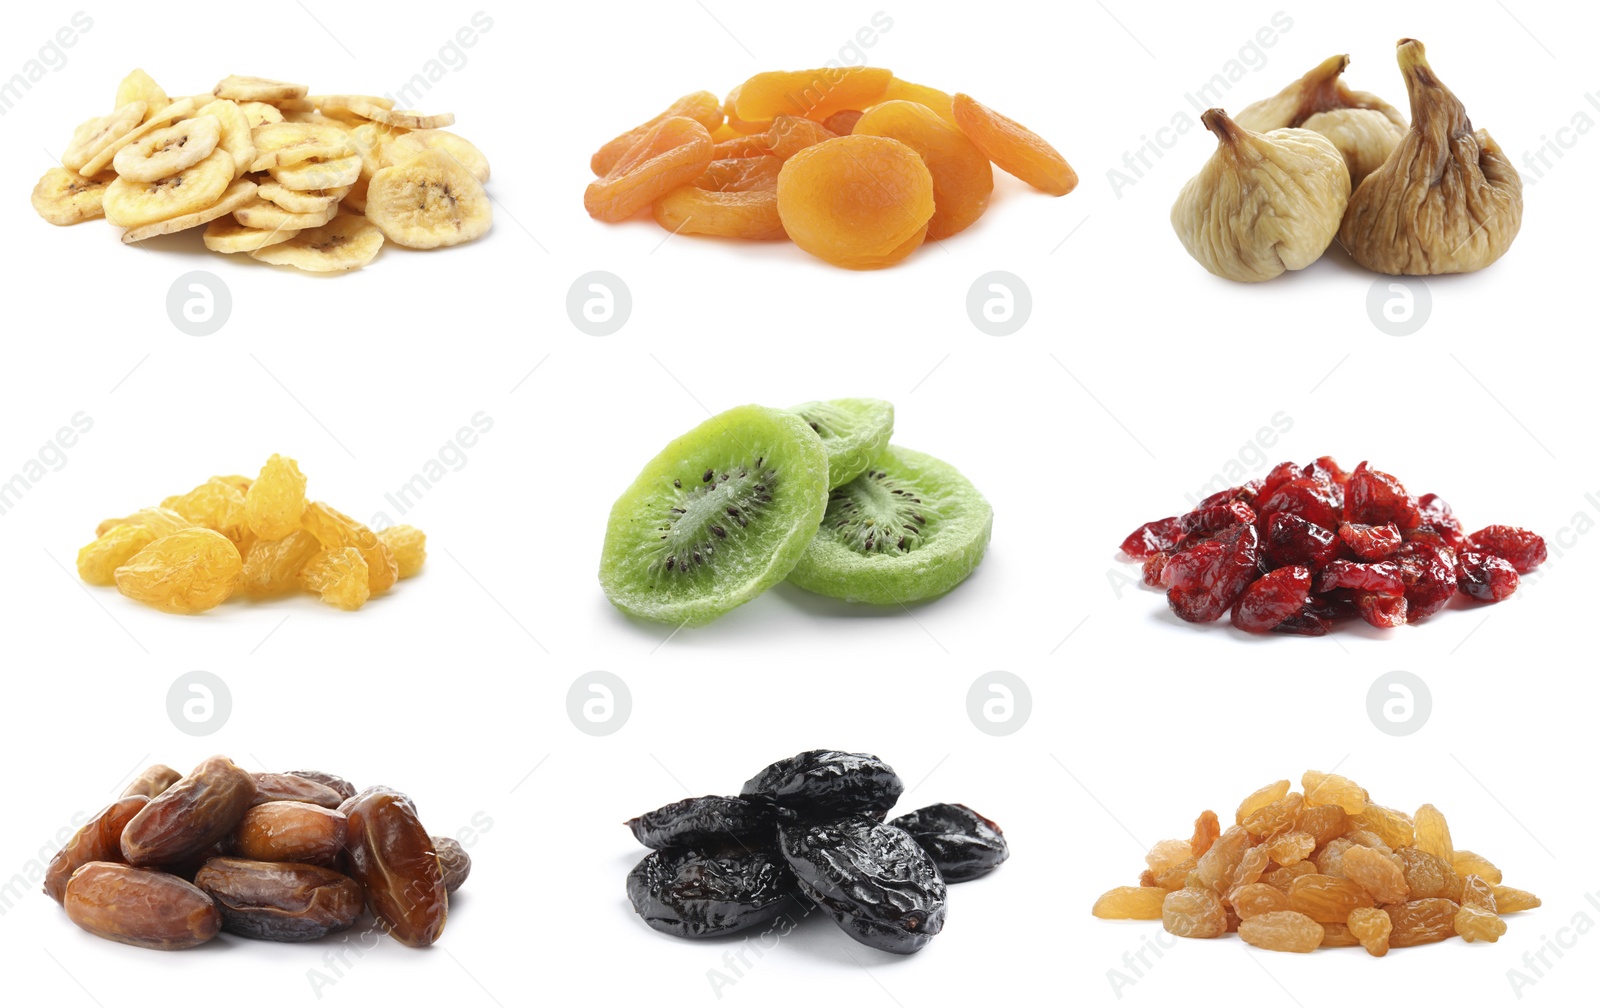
[787, 398, 894, 489]
[787, 445, 991, 604]
[600, 405, 829, 625]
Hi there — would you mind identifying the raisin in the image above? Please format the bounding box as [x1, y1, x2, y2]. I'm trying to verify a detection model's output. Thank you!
[1345, 461, 1421, 529]
[245, 454, 306, 540]
[300, 546, 371, 610]
[1163, 523, 1260, 623]
[1413, 803, 1454, 861]
[377, 525, 427, 579]
[1453, 850, 1503, 885]
[1264, 832, 1316, 867]
[628, 844, 801, 939]
[1238, 910, 1324, 952]
[238, 530, 321, 598]
[1162, 886, 1228, 938]
[889, 803, 1009, 882]
[162, 479, 250, 544]
[1457, 551, 1519, 601]
[950, 92, 1077, 195]
[1386, 898, 1459, 947]
[1120, 515, 1184, 559]
[776, 135, 934, 269]
[231, 802, 346, 866]
[123, 764, 182, 799]
[193, 857, 363, 942]
[77, 524, 158, 585]
[1301, 770, 1368, 814]
[1236, 780, 1292, 823]
[1467, 525, 1547, 573]
[1340, 844, 1411, 903]
[63, 863, 220, 950]
[585, 116, 714, 223]
[44, 796, 149, 903]
[301, 501, 398, 593]
[114, 528, 242, 614]
[740, 750, 903, 822]
[1231, 565, 1311, 632]
[591, 91, 723, 176]
[853, 100, 993, 239]
[250, 772, 344, 808]
[1230, 883, 1291, 919]
[626, 795, 775, 850]
[1241, 792, 1304, 841]
[433, 836, 472, 893]
[1338, 521, 1401, 560]
[1288, 875, 1375, 922]
[1347, 906, 1392, 956]
[779, 815, 946, 954]
[1093, 886, 1168, 920]
[1190, 810, 1221, 858]
[342, 787, 449, 947]
[121, 755, 257, 867]
[1492, 885, 1541, 912]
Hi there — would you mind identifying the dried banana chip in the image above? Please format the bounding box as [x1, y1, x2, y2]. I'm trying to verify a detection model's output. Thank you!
[121, 179, 257, 243]
[256, 181, 349, 213]
[365, 149, 490, 249]
[327, 95, 454, 131]
[202, 217, 299, 253]
[115, 69, 171, 121]
[113, 115, 221, 182]
[270, 153, 361, 191]
[78, 97, 200, 177]
[62, 102, 147, 173]
[249, 122, 355, 171]
[387, 129, 490, 183]
[233, 196, 339, 231]
[31, 167, 113, 225]
[103, 147, 234, 228]
[238, 101, 285, 128]
[214, 75, 308, 104]
[195, 99, 256, 177]
[249, 214, 384, 272]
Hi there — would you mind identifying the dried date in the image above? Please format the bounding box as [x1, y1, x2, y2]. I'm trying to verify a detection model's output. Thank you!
[122, 764, 181, 799]
[193, 857, 363, 942]
[63, 862, 220, 950]
[343, 787, 448, 947]
[779, 815, 946, 954]
[285, 768, 358, 801]
[433, 836, 472, 893]
[251, 772, 344, 808]
[889, 803, 1009, 882]
[231, 801, 346, 866]
[122, 755, 257, 867]
[44, 795, 148, 903]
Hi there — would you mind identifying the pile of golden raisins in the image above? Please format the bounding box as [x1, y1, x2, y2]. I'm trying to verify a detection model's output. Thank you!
[77, 454, 423, 614]
[1092, 771, 1540, 954]
[586, 68, 1076, 269]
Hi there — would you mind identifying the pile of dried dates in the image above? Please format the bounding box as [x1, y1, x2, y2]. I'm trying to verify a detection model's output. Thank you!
[1119, 457, 1546, 634]
[45, 756, 467, 950]
[625, 750, 1007, 955]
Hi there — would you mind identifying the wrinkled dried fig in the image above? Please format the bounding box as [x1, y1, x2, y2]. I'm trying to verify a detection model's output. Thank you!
[1171, 109, 1350, 282]
[1339, 39, 1522, 274]
[1237, 55, 1405, 187]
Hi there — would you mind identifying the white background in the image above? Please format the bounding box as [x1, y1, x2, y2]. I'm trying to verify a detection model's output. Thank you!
[1, 1, 1596, 1005]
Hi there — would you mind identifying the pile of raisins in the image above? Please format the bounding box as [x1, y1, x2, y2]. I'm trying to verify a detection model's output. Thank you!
[1093, 771, 1541, 954]
[45, 756, 467, 950]
[1119, 458, 1547, 634]
[625, 750, 1008, 955]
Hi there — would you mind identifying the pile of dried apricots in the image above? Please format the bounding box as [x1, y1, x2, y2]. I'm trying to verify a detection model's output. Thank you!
[585, 68, 1076, 269]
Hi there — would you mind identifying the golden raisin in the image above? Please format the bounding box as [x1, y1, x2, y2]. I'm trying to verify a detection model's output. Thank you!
[1189, 810, 1221, 858]
[114, 528, 242, 614]
[951, 92, 1077, 195]
[239, 530, 321, 598]
[96, 506, 194, 539]
[1230, 883, 1290, 919]
[1092, 886, 1165, 920]
[161, 479, 249, 544]
[1302, 770, 1368, 813]
[1235, 779, 1291, 824]
[78, 524, 158, 586]
[1460, 874, 1497, 911]
[853, 100, 993, 239]
[1386, 898, 1459, 947]
[1288, 874, 1374, 923]
[1264, 831, 1316, 867]
[585, 116, 714, 223]
[1238, 910, 1323, 953]
[1413, 803, 1454, 861]
[1455, 904, 1507, 943]
[1348, 803, 1415, 848]
[1162, 887, 1228, 938]
[1397, 847, 1459, 899]
[591, 91, 722, 176]
[1262, 862, 1318, 893]
[1294, 804, 1348, 846]
[1492, 885, 1541, 912]
[1145, 838, 1191, 876]
[301, 501, 398, 593]
[1242, 792, 1304, 840]
[776, 135, 933, 269]
[245, 454, 306, 540]
[1193, 825, 1251, 893]
[1319, 921, 1361, 947]
[1340, 844, 1411, 904]
[377, 525, 427, 579]
[1347, 906, 1392, 956]
[300, 547, 370, 611]
[1452, 849, 1502, 884]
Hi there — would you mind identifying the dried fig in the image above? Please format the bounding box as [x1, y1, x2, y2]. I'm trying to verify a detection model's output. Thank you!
[1236, 55, 1405, 188]
[1339, 39, 1522, 274]
[1171, 109, 1350, 282]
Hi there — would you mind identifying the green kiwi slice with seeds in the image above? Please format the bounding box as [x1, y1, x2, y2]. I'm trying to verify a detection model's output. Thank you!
[786, 445, 992, 605]
[600, 404, 829, 625]
[787, 398, 894, 489]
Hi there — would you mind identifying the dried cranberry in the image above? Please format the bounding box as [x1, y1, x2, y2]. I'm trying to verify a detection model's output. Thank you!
[1119, 516, 1184, 559]
[1316, 560, 1405, 596]
[1164, 524, 1260, 623]
[1262, 513, 1340, 571]
[1180, 499, 1256, 536]
[1230, 566, 1312, 633]
[1354, 592, 1407, 629]
[1306, 456, 1349, 486]
[1416, 493, 1468, 550]
[1256, 478, 1342, 532]
[1258, 461, 1302, 501]
[1345, 462, 1421, 530]
[1468, 525, 1548, 574]
[1272, 609, 1331, 636]
[1141, 552, 1169, 588]
[1457, 552, 1520, 602]
[1393, 542, 1458, 621]
[1338, 522, 1402, 561]
[1195, 487, 1243, 510]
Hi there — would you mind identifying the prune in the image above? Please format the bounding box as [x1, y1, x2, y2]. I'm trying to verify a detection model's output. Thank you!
[231, 802, 346, 866]
[741, 751, 903, 822]
[779, 815, 946, 954]
[193, 857, 363, 942]
[283, 768, 357, 801]
[627, 845, 802, 939]
[343, 787, 448, 947]
[433, 836, 472, 893]
[1163, 523, 1260, 623]
[64, 862, 220, 950]
[44, 796, 148, 903]
[1457, 552, 1518, 601]
[122, 755, 258, 867]
[627, 795, 775, 850]
[251, 772, 344, 808]
[889, 803, 1009, 882]
[1468, 525, 1547, 574]
[123, 764, 181, 799]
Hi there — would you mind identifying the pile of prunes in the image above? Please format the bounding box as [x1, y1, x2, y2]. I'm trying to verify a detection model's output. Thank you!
[624, 750, 1008, 955]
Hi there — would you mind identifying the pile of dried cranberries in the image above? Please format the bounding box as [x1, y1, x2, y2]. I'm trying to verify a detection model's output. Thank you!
[1119, 458, 1546, 634]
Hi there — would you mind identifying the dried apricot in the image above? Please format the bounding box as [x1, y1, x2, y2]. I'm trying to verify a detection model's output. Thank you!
[654, 155, 785, 241]
[853, 100, 992, 239]
[585, 116, 714, 223]
[591, 91, 722, 175]
[1238, 910, 1323, 953]
[114, 528, 241, 614]
[1092, 886, 1166, 920]
[245, 453, 306, 540]
[951, 92, 1076, 195]
[776, 135, 933, 270]
[732, 67, 892, 124]
[714, 115, 836, 161]
[880, 78, 957, 125]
